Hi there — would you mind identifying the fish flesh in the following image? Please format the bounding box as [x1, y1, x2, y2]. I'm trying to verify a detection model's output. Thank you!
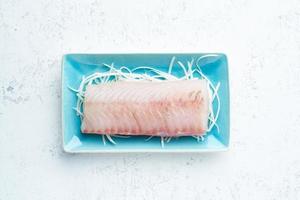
[81, 79, 209, 136]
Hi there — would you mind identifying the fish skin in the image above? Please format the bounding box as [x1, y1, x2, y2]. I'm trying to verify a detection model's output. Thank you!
[81, 80, 209, 136]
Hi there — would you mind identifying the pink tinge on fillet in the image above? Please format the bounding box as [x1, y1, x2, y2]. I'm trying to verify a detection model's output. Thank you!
[81, 80, 210, 136]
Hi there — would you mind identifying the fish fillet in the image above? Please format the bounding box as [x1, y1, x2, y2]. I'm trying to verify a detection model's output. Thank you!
[81, 80, 210, 136]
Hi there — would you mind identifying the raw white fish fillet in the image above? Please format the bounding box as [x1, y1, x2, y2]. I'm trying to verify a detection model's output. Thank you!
[81, 80, 209, 136]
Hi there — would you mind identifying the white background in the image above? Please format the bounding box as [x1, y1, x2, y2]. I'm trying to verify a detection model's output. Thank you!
[1, 0, 300, 199]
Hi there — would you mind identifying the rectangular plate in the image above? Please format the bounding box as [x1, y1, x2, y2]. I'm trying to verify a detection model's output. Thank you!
[62, 54, 230, 153]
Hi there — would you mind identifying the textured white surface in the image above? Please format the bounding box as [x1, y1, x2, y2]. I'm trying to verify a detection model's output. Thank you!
[1, 0, 300, 199]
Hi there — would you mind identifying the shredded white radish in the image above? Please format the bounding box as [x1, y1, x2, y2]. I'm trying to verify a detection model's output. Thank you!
[160, 137, 165, 148]
[145, 136, 154, 141]
[168, 56, 176, 74]
[102, 135, 106, 146]
[70, 55, 221, 147]
[106, 135, 117, 145]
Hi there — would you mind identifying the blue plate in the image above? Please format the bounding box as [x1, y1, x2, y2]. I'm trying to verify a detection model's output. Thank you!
[62, 54, 230, 153]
